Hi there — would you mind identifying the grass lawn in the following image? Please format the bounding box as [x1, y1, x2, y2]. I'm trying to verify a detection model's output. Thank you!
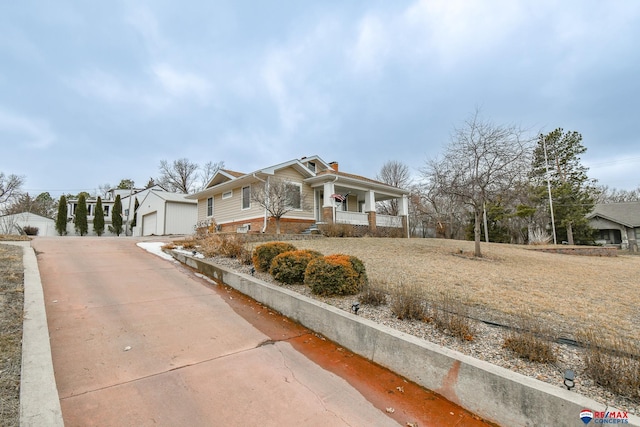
[0, 243, 24, 426]
[289, 238, 640, 345]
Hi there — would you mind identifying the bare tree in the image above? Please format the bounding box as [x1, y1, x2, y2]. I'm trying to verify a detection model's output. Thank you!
[376, 160, 411, 215]
[251, 177, 306, 234]
[157, 159, 199, 193]
[199, 161, 225, 191]
[97, 183, 112, 198]
[157, 159, 224, 194]
[0, 172, 25, 214]
[423, 111, 532, 257]
[593, 185, 640, 203]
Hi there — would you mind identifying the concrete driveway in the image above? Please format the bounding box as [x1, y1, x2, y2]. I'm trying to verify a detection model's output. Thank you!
[32, 237, 491, 427]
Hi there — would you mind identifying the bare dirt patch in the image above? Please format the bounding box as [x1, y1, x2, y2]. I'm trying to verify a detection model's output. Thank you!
[0, 244, 24, 426]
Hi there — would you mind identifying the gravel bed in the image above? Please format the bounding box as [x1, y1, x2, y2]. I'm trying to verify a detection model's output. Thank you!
[205, 255, 639, 415]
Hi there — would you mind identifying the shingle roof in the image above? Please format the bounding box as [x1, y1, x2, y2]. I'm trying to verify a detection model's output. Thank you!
[221, 169, 245, 178]
[588, 202, 640, 228]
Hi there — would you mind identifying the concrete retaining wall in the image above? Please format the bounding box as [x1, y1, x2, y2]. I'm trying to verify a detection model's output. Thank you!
[172, 251, 639, 427]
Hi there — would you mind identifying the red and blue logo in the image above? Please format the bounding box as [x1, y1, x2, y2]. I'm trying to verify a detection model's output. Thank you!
[580, 408, 629, 424]
[581, 409, 594, 424]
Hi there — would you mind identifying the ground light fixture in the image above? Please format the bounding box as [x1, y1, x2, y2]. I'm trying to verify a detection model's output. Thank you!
[564, 369, 575, 390]
[351, 302, 360, 315]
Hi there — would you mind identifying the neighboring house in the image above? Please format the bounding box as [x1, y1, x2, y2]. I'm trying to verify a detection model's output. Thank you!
[66, 185, 166, 236]
[134, 191, 197, 236]
[67, 195, 116, 236]
[0, 212, 57, 236]
[587, 202, 640, 250]
[187, 155, 410, 236]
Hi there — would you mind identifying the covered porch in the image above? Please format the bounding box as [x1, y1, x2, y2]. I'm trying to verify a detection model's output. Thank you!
[305, 172, 410, 237]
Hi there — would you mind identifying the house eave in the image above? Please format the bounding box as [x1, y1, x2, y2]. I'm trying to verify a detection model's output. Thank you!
[304, 174, 409, 197]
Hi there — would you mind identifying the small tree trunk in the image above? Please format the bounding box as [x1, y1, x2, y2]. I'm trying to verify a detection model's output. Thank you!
[275, 218, 281, 234]
[566, 222, 574, 245]
[474, 208, 482, 257]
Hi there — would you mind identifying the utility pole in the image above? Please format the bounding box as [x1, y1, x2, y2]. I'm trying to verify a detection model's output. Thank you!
[542, 137, 557, 245]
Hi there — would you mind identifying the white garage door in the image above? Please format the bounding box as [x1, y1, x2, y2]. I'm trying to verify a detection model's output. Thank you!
[142, 212, 157, 236]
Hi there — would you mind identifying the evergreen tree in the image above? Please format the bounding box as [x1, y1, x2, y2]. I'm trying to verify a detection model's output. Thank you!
[74, 194, 89, 236]
[130, 198, 139, 231]
[530, 128, 596, 244]
[55, 195, 68, 236]
[110, 194, 123, 236]
[94, 196, 105, 236]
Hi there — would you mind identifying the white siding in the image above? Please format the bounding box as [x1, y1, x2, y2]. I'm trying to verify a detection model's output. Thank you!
[142, 212, 157, 236]
[166, 202, 197, 234]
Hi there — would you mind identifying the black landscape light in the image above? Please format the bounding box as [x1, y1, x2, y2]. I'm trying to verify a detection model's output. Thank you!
[250, 266, 256, 276]
[564, 370, 575, 390]
[351, 302, 360, 315]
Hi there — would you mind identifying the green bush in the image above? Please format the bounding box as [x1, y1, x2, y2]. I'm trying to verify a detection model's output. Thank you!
[344, 254, 368, 288]
[270, 249, 323, 284]
[304, 254, 364, 296]
[252, 242, 297, 272]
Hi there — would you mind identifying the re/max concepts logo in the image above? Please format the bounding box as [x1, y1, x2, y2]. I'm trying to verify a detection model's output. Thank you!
[580, 409, 629, 424]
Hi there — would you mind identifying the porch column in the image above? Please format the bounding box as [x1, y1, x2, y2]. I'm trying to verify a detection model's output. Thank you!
[322, 181, 335, 224]
[364, 190, 376, 232]
[400, 195, 409, 238]
[368, 211, 377, 232]
[364, 190, 375, 213]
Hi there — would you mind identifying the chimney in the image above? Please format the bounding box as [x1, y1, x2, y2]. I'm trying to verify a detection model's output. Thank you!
[329, 161, 339, 172]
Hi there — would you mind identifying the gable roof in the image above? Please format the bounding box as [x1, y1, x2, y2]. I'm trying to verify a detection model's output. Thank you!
[139, 191, 197, 205]
[0, 212, 55, 222]
[187, 155, 409, 199]
[587, 202, 640, 228]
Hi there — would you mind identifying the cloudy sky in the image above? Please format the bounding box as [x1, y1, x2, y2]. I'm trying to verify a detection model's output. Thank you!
[2, 1, 640, 197]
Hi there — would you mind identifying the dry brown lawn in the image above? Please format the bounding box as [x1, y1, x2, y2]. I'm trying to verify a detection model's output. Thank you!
[291, 238, 640, 345]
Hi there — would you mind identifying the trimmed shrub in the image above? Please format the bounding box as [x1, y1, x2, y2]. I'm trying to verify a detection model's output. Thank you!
[304, 254, 363, 296]
[344, 254, 368, 287]
[270, 249, 323, 285]
[252, 242, 297, 272]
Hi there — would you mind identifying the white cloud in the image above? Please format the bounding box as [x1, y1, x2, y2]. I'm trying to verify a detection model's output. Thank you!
[152, 63, 212, 102]
[124, 5, 166, 56]
[71, 69, 169, 110]
[0, 108, 56, 149]
[350, 14, 390, 74]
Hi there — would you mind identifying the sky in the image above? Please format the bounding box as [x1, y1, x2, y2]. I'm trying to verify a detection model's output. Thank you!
[2, 1, 640, 198]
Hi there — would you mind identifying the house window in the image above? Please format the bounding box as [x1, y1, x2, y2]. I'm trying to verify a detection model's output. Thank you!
[285, 182, 302, 210]
[207, 197, 213, 217]
[242, 186, 251, 210]
[104, 206, 110, 216]
[222, 190, 233, 200]
[307, 161, 316, 172]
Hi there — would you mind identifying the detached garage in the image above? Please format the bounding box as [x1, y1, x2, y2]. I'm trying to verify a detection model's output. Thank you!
[134, 191, 197, 236]
[0, 212, 58, 236]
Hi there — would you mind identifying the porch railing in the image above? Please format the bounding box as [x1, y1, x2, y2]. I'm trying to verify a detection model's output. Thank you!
[335, 211, 368, 225]
[376, 214, 402, 228]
